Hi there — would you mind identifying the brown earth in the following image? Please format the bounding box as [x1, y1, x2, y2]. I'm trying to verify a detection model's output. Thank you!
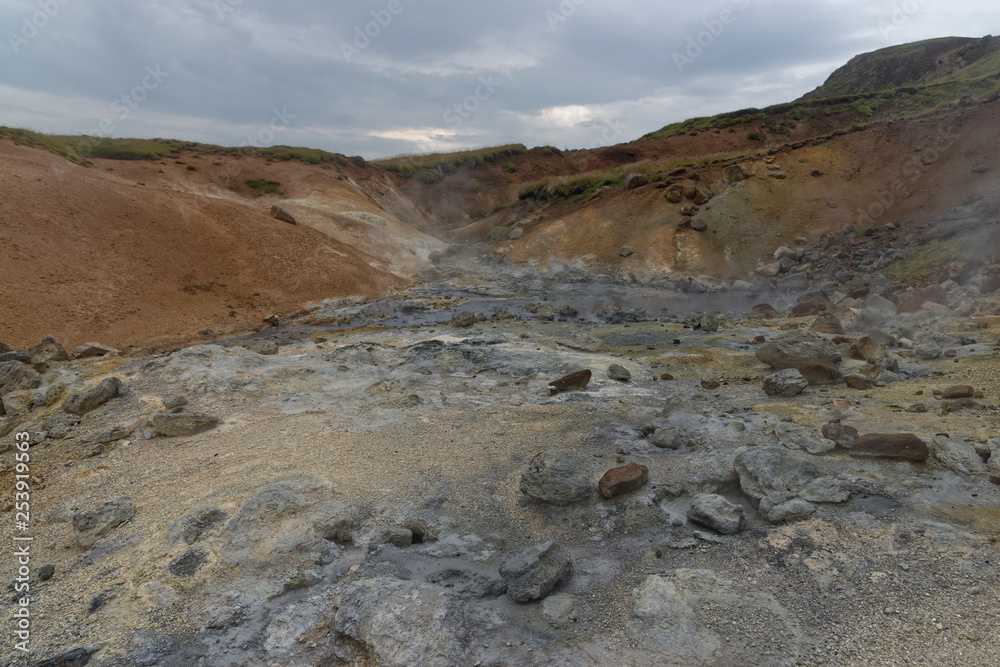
[0, 141, 444, 351]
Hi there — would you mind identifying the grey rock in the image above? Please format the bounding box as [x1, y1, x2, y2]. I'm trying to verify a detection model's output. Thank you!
[540, 593, 576, 626]
[450, 311, 477, 328]
[519, 450, 595, 505]
[62, 377, 123, 415]
[558, 333, 610, 353]
[722, 164, 750, 184]
[38, 563, 55, 581]
[762, 369, 808, 397]
[735, 447, 819, 505]
[270, 204, 296, 224]
[799, 477, 851, 504]
[500, 540, 573, 602]
[915, 344, 943, 360]
[774, 422, 836, 455]
[71, 342, 120, 359]
[73, 497, 135, 548]
[2, 389, 37, 416]
[849, 307, 888, 333]
[0, 341, 8, 354]
[930, 436, 987, 476]
[699, 313, 720, 332]
[96, 426, 131, 444]
[619, 245, 635, 257]
[687, 493, 747, 534]
[607, 364, 632, 382]
[149, 411, 219, 437]
[0, 350, 32, 364]
[163, 395, 188, 409]
[755, 331, 841, 369]
[651, 427, 681, 450]
[0, 360, 41, 400]
[28, 335, 69, 364]
[767, 498, 816, 523]
[624, 173, 648, 189]
[509, 227, 524, 240]
[169, 547, 208, 577]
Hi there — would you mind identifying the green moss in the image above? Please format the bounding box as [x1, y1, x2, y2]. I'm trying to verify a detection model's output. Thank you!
[883, 239, 964, 282]
[245, 178, 281, 193]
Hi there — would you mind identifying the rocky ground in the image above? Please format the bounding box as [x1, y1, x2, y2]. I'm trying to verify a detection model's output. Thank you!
[2, 261, 1000, 667]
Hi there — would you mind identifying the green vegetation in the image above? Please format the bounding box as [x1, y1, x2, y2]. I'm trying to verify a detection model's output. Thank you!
[884, 238, 964, 282]
[375, 144, 529, 183]
[502, 161, 518, 173]
[467, 178, 482, 193]
[245, 179, 281, 194]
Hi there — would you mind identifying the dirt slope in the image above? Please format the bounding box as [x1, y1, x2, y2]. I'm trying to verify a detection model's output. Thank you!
[0, 142, 444, 350]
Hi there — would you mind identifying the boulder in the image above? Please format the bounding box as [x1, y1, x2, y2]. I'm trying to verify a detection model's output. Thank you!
[500, 541, 573, 602]
[789, 303, 826, 317]
[844, 375, 874, 390]
[930, 436, 987, 476]
[941, 385, 974, 399]
[558, 334, 610, 353]
[821, 423, 858, 448]
[722, 164, 750, 184]
[755, 331, 841, 369]
[762, 369, 808, 397]
[607, 364, 631, 382]
[519, 450, 595, 505]
[850, 433, 928, 461]
[774, 422, 836, 455]
[245, 339, 279, 355]
[797, 360, 843, 385]
[73, 497, 135, 548]
[270, 204, 296, 224]
[651, 427, 681, 449]
[149, 411, 220, 437]
[698, 313, 720, 332]
[598, 463, 649, 498]
[810, 312, 845, 335]
[690, 218, 708, 232]
[0, 341, 8, 354]
[687, 494, 747, 534]
[897, 287, 947, 314]
[735, 447, 819, 504]
[0, 361, 41, 401]
[624, 173, 648, 190]
[71, 343, 120, 359]
[62, 377, 123, 416]
[664, 184, 684, 203]
[619, 245, 635, 257]
[799, 477, 850, 504]
[850, 336, 883, 361]
[767, 499, 816, 523]
[548, 369, 592, 395]
[28, 336, 69, 364]
[749, 304, 780, 319]
[691, 187, 712, 205]
[450, 311, 477, 328]
[509, 227, 524, 240]
[2, 390, 37, 416]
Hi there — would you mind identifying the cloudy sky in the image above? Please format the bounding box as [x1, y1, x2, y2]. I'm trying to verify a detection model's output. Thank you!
[1, 0, 998, 159]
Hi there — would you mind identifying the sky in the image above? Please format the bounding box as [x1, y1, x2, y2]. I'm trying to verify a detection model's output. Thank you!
[1, 0, 998, 159]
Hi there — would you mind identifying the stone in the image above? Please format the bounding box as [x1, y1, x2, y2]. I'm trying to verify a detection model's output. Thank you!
[32, 646, 102, 667]
[598, 462, 649, 498]
[941, 385, 974, 399]
[800, 477, 850, 504]
[263, 314, 281, 326]
[762, 369, 808, 397]
[930, 436, 987, 476]
[2, 390, 37, 416]
[749, 303, 780, 319]
[691, 187, 713, 205]
[245, 339, 279, 355]
[382, 526, 414, 547]
[28, 336, 69, 364]
[701, 379, 721, 390]
[897, 287, 948, 314]
[687, 493, 747, 534]
[690, 218, 708, 232]
[914, 344, 943, 360]
[558, 333, 610, 353]
[0, 341, 8, 354]
[850, 336, 883, 361]
[699, 313, 720, 332]
[509, 227, 524, 240]
[607, 364, 631, 382]
[163, 395, 188, 409]
[520, 450, 595, 505]
[664, 184, 684, 203]
[844, 374, 874, 390]
[651, 427, 681, 449]
[73, 497, 135, 548]
[774, 422, 836, 455]
[149, 411, 220, 437]
[735, 447, 819, 504]
[500, 541, 573, 602]
[849, 307, 887, 334]
[850, 433, 929, 461]
[821, 423, 858, 448]
[797, 360, 843, 385]
[96, 426, 131, 444]
[0, 360, 41, 401]
[540, 594, 576, 626]
[619, 245, 634, 257]
[789, 302, 826, 317]
[722, 164, 750, 184]
[169, 547, 208, 577]
[270, 204, 296, 224]
[767, 499, 816, 523]
[71, 343, 120, 359]
[755, 331, 841, 369]
[450, 311, 477, 327]
[0, 350, 31, 364]
[810, 312, 845, 335]
[38, 564, 55, 581]
[548, 369, 592, 395]
[624, 173, 648, 189]
[62, 377, 123, 416]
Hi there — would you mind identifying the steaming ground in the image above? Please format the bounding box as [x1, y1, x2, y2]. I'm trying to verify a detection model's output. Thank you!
[4, 266, 1000, 666]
